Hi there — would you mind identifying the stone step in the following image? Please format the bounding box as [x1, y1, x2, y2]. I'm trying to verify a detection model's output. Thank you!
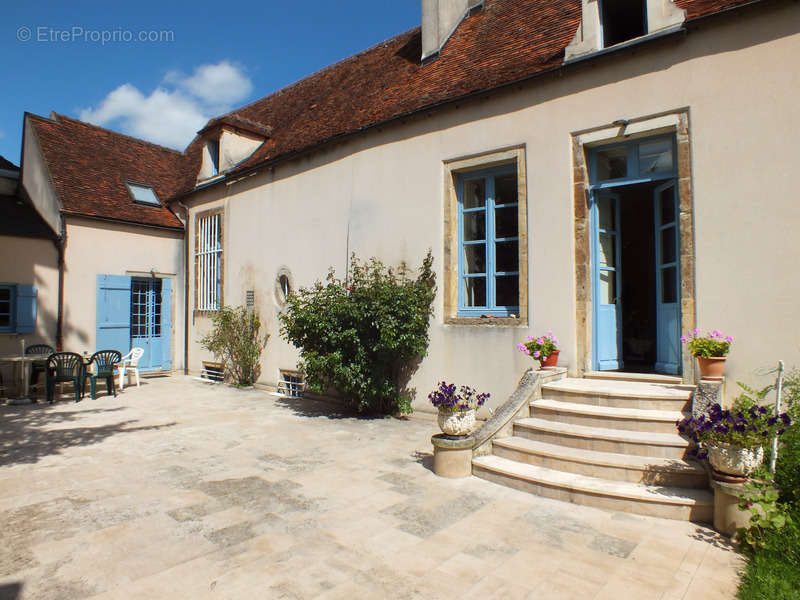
[491, 437, 708, 488]
[583, 371, 683, 385]
[542, 378, 692, 411]
[472, 455, 713, 521]
[514, 418, 690, 459]
[530, 399, 686, 434]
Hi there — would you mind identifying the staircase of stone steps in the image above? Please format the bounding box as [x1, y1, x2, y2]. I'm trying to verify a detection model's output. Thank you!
[472, 375, 713, 522]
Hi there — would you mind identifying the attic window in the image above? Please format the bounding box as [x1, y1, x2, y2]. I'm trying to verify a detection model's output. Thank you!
[125, 182, 160, 206]
[207, 139, 220, 176]
[601, 0, 646, 47]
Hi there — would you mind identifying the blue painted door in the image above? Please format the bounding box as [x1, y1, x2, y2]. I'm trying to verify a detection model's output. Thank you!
[130, 278, 170, 372]
[97, 275, 132, 354]
[592, 190, 623, 370]
[654, 181, 681, 374]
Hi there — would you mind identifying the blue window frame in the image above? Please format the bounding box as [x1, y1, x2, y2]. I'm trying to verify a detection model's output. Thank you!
[0, 284, 15, 333]
[589, 135, 677, 189]
[456, 164, 520, 316]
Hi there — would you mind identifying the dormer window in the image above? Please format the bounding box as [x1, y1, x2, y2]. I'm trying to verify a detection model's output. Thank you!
[601, 0, 646, 47]
[125, 182, 160, 206]
[206, 139, 220, 177]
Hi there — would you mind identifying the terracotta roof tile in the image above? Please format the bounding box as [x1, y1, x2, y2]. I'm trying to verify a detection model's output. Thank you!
[28, 114, 184, 229]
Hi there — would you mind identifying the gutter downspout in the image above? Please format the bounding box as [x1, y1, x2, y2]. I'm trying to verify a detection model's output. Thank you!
[177, 200, 190, 375]
[55, 228, 66, 351]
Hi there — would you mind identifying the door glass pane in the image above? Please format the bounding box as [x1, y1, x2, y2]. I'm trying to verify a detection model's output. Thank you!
[496, 276, 519, 308]
[153, 280, 162, 337]
[599, 233, 616, 268]
[495, 206, 518, 238]
[131, 281, 147, 337]
[639, 139, 673, 175]
[496, 241, 519, 273]
[463, 244, 486, 274]
[463, 277, 486, 307]
[661, 226, 677, 264]
[494, 173, 517, 205]
[0, 288, 9, 302]
[598, 196, 616, 231]
[463, 211, 486, 241]
[0, 315, 8, 328]
[661, 266, 678, 303]
[599, 270, 616, 304]
[595, 146, 627, 180]
[463, 179, 486, 209]
[659, 187, 676, 225]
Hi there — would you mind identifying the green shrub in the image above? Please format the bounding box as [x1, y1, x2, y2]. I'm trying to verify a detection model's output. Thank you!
[279, 251, 436, 414]
[200, 305, 269, 386]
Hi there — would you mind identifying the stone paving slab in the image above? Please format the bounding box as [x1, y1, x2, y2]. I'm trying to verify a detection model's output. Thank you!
[0, 376, 743, 599]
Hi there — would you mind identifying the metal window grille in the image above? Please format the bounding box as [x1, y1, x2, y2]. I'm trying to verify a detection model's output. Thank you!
[196, 213, 222, 310]
[246, 290, 255, 308]
[278, 370, 304, 397]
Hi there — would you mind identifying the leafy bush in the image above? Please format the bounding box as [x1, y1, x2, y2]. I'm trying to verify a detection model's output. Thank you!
[200, 305, 269, 386]
[681, 328, 733, 357]
[279, 252, 436, 414]
[774, 370, 800, 507]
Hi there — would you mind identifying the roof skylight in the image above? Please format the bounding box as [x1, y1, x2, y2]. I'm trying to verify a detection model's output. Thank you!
[125, 182, 160, 206]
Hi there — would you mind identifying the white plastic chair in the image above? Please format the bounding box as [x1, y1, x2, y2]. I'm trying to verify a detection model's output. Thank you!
[117, 347, 144, 391]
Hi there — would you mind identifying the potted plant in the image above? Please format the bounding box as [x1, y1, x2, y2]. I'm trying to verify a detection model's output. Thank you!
[682, 329, 733, 379]
[676, 398, 791, 481]
[428, 381, 490, 436]
[517, 331, 560, 368]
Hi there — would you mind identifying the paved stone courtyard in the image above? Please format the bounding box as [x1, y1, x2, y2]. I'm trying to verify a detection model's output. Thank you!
[0, 376, 742, 599]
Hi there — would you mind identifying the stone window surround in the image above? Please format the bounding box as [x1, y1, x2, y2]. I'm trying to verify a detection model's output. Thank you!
[193, 207, 224, 316]
[571, 109, 696, 381]
[443, 145, 529, 327]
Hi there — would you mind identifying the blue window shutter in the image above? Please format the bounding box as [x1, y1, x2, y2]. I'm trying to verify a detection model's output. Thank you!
[96, 275, 132, 354]
[161, 278, 172, 370]
[16, 285, 37, 333]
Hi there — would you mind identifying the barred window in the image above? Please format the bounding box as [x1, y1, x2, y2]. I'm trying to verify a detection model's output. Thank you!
[195, 212, 223, 311]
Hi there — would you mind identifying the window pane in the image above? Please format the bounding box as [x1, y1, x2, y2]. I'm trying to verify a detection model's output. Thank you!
[599, 270, 616, 304]
[463, 244, 486, 274]
[0, 315, 8, 327]
[661, 226, 677, 264]
[599, 233, 616, 268]
[495, 206, 518, 238]
[496, 241, 519, 273]
[662, 267, 678, 303]
[595, 147, 627, 180]
[463, 211, 486, 241]
[494, 173, 517, 205]
[598, 196, 616, 231]
[463, 277, 486, 307]
[0, 301, 9, 315]
[495, 276, 519, 308]
[659, 188, 676, 226]
[0, 288, 9, 302]
[639, 140, 673, 175]
[463, 179, 485, 209]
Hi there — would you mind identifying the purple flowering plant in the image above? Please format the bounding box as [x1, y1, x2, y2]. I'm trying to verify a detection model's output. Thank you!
[428, 381, 490, 413]
[517, 331, 559, 360]
[681, 329, 733, 358]
[676, 398, 791, 454]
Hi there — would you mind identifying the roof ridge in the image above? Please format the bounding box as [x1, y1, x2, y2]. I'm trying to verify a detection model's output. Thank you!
[50, 112, 187, 156]
[214, 25, 421, 125]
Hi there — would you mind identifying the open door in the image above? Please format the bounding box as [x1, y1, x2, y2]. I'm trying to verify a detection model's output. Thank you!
[654, 181, 681, 374]
[593, 190, 622, 370]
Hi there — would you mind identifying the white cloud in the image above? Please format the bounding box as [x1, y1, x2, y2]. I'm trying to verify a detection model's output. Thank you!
[79, 61, 253, 150]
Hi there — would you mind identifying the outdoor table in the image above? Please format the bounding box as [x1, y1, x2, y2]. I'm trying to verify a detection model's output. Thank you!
[0, 353, 50, 405]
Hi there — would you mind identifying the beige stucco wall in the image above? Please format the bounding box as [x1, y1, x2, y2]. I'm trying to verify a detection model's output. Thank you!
[185, 4, 800, 410]
[0, 236, 59, 359]
[21, 119, 62, 236]
[62, 217, 184, 370]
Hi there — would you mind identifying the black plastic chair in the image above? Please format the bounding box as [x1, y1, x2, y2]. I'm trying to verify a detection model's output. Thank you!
[46, 352, 84, 404]
[26, 344, 56, 387]
[86, 350, 122, 400]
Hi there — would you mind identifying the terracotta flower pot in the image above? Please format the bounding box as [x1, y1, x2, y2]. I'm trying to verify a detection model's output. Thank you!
[437, 408, 475, 436]
[697, 356, 727, 379]
[540, 350, 560, 368]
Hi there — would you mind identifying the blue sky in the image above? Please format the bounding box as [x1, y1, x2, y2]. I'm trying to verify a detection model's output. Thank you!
[1, 1, 421, 164]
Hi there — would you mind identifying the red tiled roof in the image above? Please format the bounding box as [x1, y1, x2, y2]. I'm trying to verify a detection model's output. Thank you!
[0, 156, 19, 172]
[27, 113, 184, 229]
[176, 0, 757, 190]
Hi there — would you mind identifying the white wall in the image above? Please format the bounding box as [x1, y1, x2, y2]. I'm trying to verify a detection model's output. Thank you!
[186, 5, 800, 410]
[62, 217, 185, 370]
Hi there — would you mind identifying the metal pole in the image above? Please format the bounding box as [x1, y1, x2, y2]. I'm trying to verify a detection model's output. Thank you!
[770, 360, 785, 474]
